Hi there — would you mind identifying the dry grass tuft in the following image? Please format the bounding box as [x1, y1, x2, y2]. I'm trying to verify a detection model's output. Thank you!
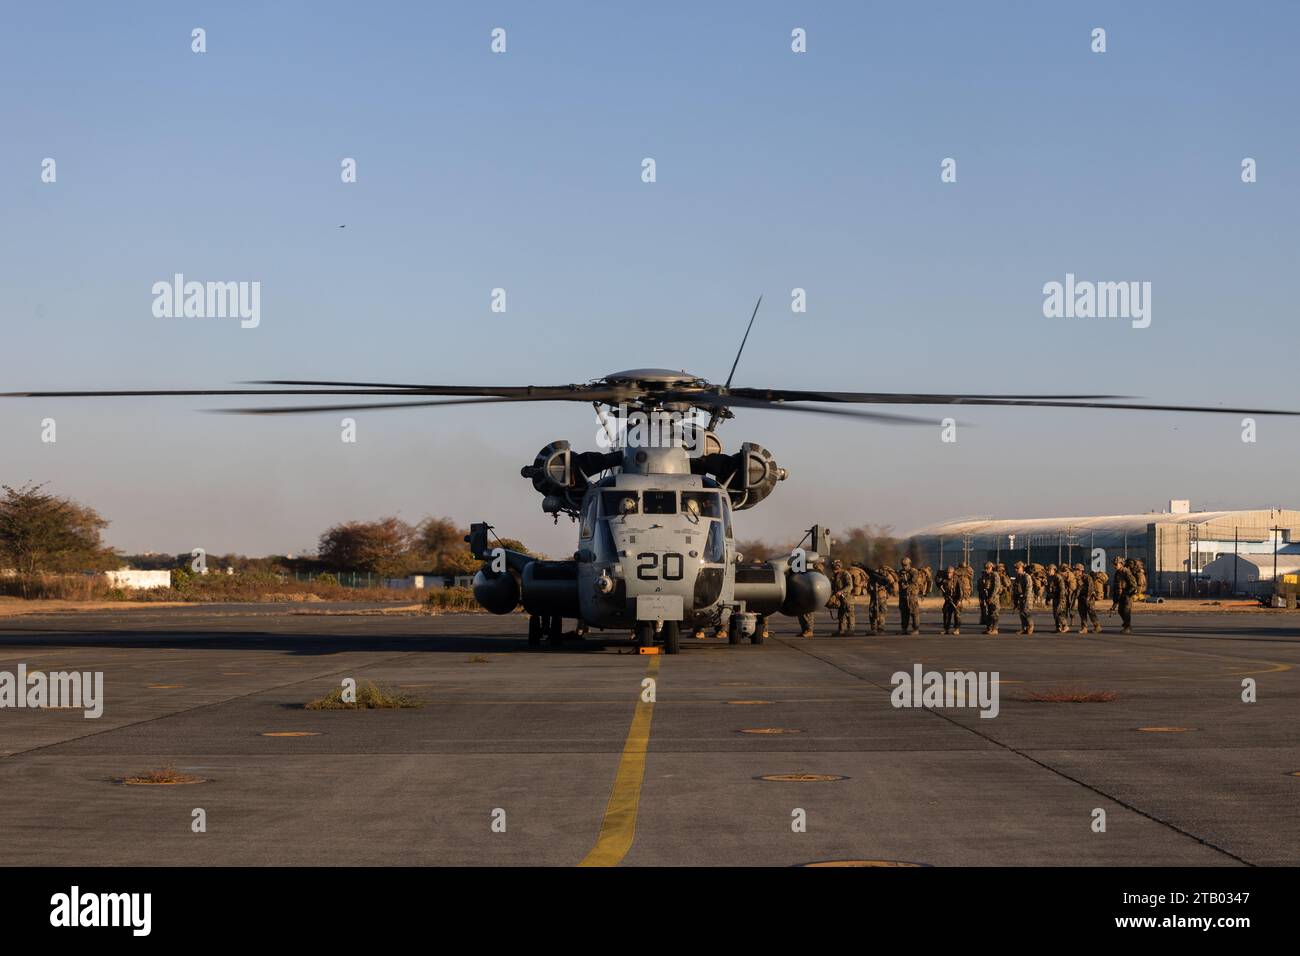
[304, 680, 421, 710]
[122, 762, 204, 785]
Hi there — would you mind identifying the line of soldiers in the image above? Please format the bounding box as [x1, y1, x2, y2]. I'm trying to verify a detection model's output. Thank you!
[800, 555, 1147, 637]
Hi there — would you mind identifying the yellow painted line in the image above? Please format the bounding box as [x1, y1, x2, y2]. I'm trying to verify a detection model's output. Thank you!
[578, 656, 660, 868]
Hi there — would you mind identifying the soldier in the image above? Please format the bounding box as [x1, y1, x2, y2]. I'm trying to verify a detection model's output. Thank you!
[1074, 562, 1100, 634]
[797, 558, 825, 638]
[869, 566, 890, 635]
[829, 559, 855, 636]
[956, 562, 972, 622]
[978, 561, 1001, 634]
[996, 563, 1013, 609]
[1045, 563, 1065, 633]
[1029, 563, 1047, 609]
[918, 565, 934, 600]
[1012, 560, 1034, 635]
[1111, 556, 1138, 633]
[938, 566, 965, 634]
[848, 563, 869, 597]
[898, 557, 921, 635]
[1062, 564, 1078, 629]
[1128, 557, 1148, 600]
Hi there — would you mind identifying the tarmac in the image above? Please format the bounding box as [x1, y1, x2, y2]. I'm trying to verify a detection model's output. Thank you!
[0, 604, 1296, 866]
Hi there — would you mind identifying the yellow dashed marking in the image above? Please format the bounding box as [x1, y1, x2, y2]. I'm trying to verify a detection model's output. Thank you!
[260, 731, 321, 737]
[1137, 726, 1195, 733]
[579, 656, 660, 867]
[759, 773, 846, 783]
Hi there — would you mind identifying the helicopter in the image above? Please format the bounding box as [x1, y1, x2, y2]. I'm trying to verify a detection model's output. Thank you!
[8, 300, 1300, 653]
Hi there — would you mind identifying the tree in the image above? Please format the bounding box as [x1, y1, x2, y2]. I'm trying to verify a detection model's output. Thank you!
[317, 517, 418, 577]
[414, 517, 467, 572]
[0, 483, 117, 596]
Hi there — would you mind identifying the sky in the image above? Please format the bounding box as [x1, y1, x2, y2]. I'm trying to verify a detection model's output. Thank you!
[2, 1, 1298, 558]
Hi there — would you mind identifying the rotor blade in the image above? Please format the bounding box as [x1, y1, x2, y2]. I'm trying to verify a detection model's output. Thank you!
[725, 388, 1300, 416]
[668, 393, 942, 426]
[728, 388, 1130, 403]
[212, 396, 547, 415]
[248, 380, 608, 398]
[1, 388, 462, 398]
[723, 296, 763, 389]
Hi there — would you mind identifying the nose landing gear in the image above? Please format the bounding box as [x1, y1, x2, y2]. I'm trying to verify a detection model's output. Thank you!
[634, 620, 681, 654]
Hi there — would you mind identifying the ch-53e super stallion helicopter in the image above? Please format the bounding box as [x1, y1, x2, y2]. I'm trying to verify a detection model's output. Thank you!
[8, 300, 1300, 653]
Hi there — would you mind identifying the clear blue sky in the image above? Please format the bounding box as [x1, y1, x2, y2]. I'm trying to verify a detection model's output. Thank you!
[2, 1, 1298, 557]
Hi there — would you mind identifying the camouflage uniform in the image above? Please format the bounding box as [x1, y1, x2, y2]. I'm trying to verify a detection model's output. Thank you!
[1128, 558, 1148, 600]
[848, 564, 869, 596]
[1011, 561, 1034, 635]
[917, 566, 934, 600]
[1047, 564, 1069, 633]
[829, 560, 855, 636]
[997, 563, 1013, 608]
[978, 562, 1001, 634]
[898, 558, 921, 634]
[1112, 558, 1137, 633]
[1074, 563, 1100, 634]
[958, 563, 975, 616]
[1029, 564, 1047, 609]
[938, 567, 964, 634]
[1062, 566, 1078, 629]
[868, 568, 890, 634]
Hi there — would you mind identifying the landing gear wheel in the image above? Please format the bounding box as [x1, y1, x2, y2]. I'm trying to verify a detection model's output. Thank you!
[727, 620, 742, 645]
[635, 621, 655, 649]
[546, 615, 564, 647]
[662, 621, 681, 655]
[527, 615, 542, 647]
[751, 615, 766, 645]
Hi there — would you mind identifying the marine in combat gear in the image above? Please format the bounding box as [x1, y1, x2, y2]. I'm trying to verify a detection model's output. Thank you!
[1074, 562, 1100, 634]
[938, 565, 965, 634]
[978, 561, 1001, 634]
[1111, 556, 1138, 633]
[1011, 560, 1034, 635]
[828, 559, 856, 636]
[868, 566, 892, 635]
[897, 557, 921, 635]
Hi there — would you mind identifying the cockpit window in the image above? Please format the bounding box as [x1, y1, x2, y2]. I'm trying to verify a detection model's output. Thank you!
[580, 493, 597, 538]
[602, 491, 638, 516]
[704, 520, 726, 563]
[682, 491, 722, 518]
[643, 490, 677, 515]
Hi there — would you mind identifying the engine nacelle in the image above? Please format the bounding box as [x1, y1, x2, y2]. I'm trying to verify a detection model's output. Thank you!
[693, 442, 787, 511]
[521, 440, 577, 500]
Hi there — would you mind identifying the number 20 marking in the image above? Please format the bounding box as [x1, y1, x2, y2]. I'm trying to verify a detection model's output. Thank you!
[636, 552, 683, 580]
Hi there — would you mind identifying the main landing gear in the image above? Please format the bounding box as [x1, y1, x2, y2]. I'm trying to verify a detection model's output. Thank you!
[528, 614, 566, 647]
